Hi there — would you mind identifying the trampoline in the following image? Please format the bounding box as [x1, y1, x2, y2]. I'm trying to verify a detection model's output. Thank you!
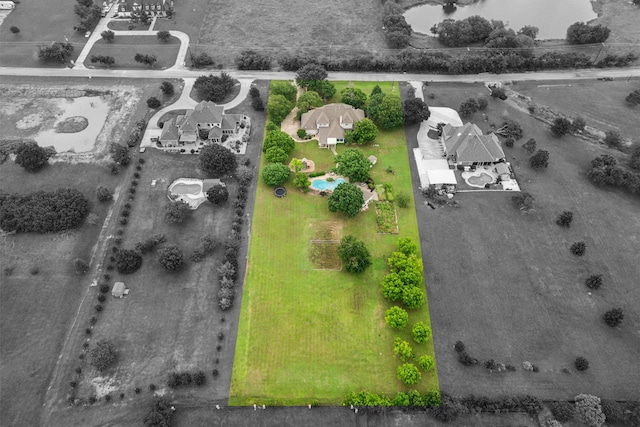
[274, 187, 286, 198]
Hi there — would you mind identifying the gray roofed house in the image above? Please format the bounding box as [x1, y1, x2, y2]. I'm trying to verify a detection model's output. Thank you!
[300, 103, 365, 148]
[441, 123, 506, 166]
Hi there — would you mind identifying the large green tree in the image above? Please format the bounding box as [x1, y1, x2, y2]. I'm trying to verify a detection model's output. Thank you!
[349, 118, 378, 145]
[262, 163, 290, 186]
[402, 97, 431, 125]
[90, 340, 117, 372]
[295, 63, 328, 88]
[199, 144, 237, 177]
[368, 93, 404, 130]
[270, 81, 297, 103]
[296, 90, 324, 119]
[267, 94, 294, 126]
[335, 148, 372, 182]
[338, 235, 372, 273]
[340, 87, 367, 109]
[14, 143, 52, 172]
[262, 130, 295, 155]
[327, 183, 364, 217]
[157, 245, 185, 271]
[385, 306, 409, 329]
[397, 363, 421, 385]
[164, 201, 191, 224]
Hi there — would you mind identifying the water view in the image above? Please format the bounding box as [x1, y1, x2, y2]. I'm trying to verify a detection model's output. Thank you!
[35, 96, 109, 153]
[404, 0, 598, 40]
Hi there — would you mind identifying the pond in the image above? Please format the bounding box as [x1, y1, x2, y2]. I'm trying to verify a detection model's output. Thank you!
[35, 97, 110, 153]
[404, 0, 597, 40]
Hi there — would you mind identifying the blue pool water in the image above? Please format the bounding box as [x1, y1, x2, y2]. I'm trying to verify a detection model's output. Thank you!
[311, 178, 345, 191]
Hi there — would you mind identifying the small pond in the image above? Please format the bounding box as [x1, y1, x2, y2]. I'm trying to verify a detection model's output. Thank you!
[311, 178, 346, 191]
[404, 0, 597, 40]
[35, 97, 109, 153]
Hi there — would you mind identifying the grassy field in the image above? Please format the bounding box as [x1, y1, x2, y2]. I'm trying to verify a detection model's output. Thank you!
[84, 35, 180, 70]
[412, 82, 640, 400]
[0, 0, 86, 67]
[229, 82, 438, 405]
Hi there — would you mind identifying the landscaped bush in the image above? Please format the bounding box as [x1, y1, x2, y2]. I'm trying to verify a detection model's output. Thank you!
[585, 274, 603, 290]
[570, 241, 586, 256]
[397, 363, 421, 385]
[157, 245, 185, 271]
[89, 340, 117, 372]
[338, 235, 372, 273]
[146, 97, 161, 109]
[395, 192, 410, 208]
[603, 307, 624, 327]
[556, 211, 573, 227]
[574, 356, 589, 371]
[393, 337, 414, 362]
[411, 322, 432, 343]
[100, 284, 110, 294]
[384, 306, 408, 329]
[115, 249, 142, 274]
[96, 186, 114, 202]
[418, 355, 435, 372]
[454, 341, 465, 353]
[402, 286, 426, 309]
[74, 258, 90, 275]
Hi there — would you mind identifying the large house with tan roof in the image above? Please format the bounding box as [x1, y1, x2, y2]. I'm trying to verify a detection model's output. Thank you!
[300, 103, 365, 149]
[159, 101, 247, 149]
[441, 123, 506, 166]
[117, 0, 170, 17]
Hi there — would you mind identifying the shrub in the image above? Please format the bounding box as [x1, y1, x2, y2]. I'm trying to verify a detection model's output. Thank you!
[143, 397, 174, 427]
[603, 130, 622, 148]
[393, 337, 414, 362]
[89, 340, 117, 372]
[556, 211, 573, 227]
[100, 284, 110, 293]
[115, 249, 142, 274]
[574, 394, 605, 427]
[194, 371, 207, 386]
[160, 81, 174, 95]
[206, 184, 229, 205]
[397, 363, 421, 385]
[402, 286, 426, 309]
[146, 97, 161, 109]
[165, 201, 191, 224]
[551, 117, 572, 137]
[97, 294, 105, 302]
[419, 355, 435, 372]
[96, 187, 114, 202]
[454, 341, 465, 353]
[603, 307, 624, 327]
[570, 241, 586, 256]
[458, 351, 478, 366]
[550, 401, 575, 423]
[74, 258, 90, 275]
[157, 245, 185, 271]
[601, 399, 624, 424]
[512, 192, 535, 213]
[14, 142, 53, 172]
[395, 192, 410, 208]
[190, 250, 204, 262]
[262, 163, 290, 186]
[575, 356, 589, 371]
[338, 235, 372, 274]
[522, 138, 537, 154]
[384, 306, 408, 329]
[585, 274, 603, 290]
[567, 22, 610, 44]
[412, 322, 432, 343]
[529, 149, 550, 169]
[491, 87, 507, 99]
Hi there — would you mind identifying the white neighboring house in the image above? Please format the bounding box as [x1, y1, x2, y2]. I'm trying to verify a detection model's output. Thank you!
[300, 103, 365, 149]
[0, 1, 15, 9]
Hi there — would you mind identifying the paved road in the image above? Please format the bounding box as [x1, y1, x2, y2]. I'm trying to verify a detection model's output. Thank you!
[2, 65, 640, 83]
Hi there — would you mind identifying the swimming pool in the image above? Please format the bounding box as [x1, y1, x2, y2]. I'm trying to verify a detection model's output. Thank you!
[311, 178, 346, 191]
[467, 173, 495, 187]
[171, 183, 201, 195]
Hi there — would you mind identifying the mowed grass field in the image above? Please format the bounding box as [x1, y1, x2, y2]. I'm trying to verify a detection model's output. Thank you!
[84, 35, 180, 70]
[230, 82, 438, 405]
[0, 0, 86, 67]
[414, 82, 640, 400]
[0, 161, 120, 426]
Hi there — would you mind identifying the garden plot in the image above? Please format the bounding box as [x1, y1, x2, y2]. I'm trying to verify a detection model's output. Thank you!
[308, 221, 342, 270]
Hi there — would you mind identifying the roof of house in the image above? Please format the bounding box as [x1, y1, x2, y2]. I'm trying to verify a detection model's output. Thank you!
[442, 123, 505, 163]
[300, 103, 365, 131]
[177, 101, 224, 131]
[207, 127, 222, 139]
[426, 169, 457, 185]
[159, 118, 179, 141]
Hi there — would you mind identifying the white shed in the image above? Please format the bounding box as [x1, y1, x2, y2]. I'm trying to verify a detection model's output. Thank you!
[112, 282, 126, 298]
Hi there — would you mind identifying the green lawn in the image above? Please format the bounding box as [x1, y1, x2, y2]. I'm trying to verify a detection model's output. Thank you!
[229, 82, 438, 405]
[84, 35, 180, 70]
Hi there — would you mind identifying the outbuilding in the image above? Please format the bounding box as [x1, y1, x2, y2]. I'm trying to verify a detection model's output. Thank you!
[112, 282, 127, 298]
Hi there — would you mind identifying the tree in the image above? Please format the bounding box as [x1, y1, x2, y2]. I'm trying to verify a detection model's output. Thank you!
[340, 88, 367, 109]
[200, 144, 237, 177]
[372, 94, 404, 130]
[522, 138, 537, 154]
[10, 26, 20, 35]
[419, 355, 435, 372]
[403, 97, 431, 125]
[116, 249, 142, 274]
[393, 337, 414, 362]
[296, 90, 323, 118]
[518, 25, 539, 40]
[295, 63, 328, 89]
[348, 118, 378, 145]
[572, 116, 586, 133]
[293, 172, 310, 192]
[267, 94, 293, 126]
[96, 186, 113, 202]
[251, 96, 264, 111]
[270, 81, 297, 104]
[134, 53, 157, 67]
[14, 143, 51, 172]
[338, 235, 372, 273]
[387, 31, 411, 49]
[381, 273, 404, 302]
[570, 241, 586, 256]
[75, 258, 90, 274]
[265, 146, 288, 163]
[38, 42, 74, 63]
[165, 201, 191, 224]
[157, 245, 185, 271]
[402, 286, 426, 309]
[574, 356, 589, 371]
[206, 184, 228, 205]
[603, 130, 622, 148]
[495, 118, 523, 140]
[512, 192, 535, 213]
[110, 143, 130, 166]
[566, 22, 610, 44]
[458, 98, 479, 118]
[143, 397, 174, 427]
[411, 322, 432, 343]
[90, 340, 117, 372]
[160, 81, 174, 95]
[626, 89, 640, 106]
[263, 130, 295, 155]
[556, 211, 574, 227]
[235, 49, 271, 70]
[385, 306, 408, 329]
[101, 30, 114, 42]
[529, 149, 550, 169]
[630, 144, 640, 170]
[551, 117, 573, 137]
[335, 148, 372, 182]
[156, 30, 171, 42]
[490, 86, 507, 99]
[397, 237, 418, 256]
[603, 308, 624, 327]
[397, 363, 421, 385]
[585, 274, 603, 290]
[190, 52, 215, 68]
[327, 183, 364, 218]
[262, 163, 290, 186]
[193, 72, 235, 102]
[90, 55, 115, 66]
[574, 394, 605, 427]
[147, 97, 161, 109]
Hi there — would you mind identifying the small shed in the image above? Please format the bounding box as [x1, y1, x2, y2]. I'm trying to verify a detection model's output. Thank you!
[112, 282, 126, 298]
[495, 163, 511, 180]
